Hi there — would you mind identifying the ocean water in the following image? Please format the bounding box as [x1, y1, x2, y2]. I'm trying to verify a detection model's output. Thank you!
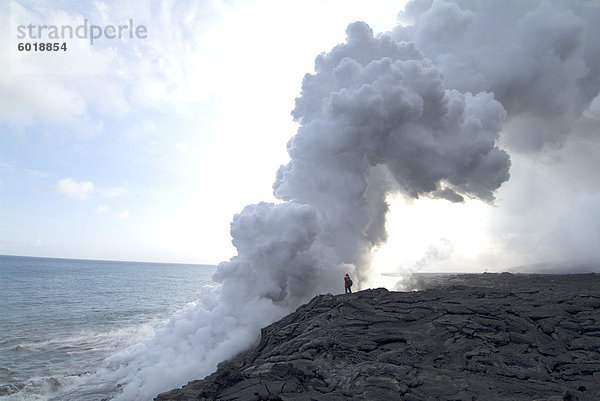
[0, 255, 216, 401]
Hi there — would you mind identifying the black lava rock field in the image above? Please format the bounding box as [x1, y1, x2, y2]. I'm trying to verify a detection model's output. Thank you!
[156, 273, 600, 401]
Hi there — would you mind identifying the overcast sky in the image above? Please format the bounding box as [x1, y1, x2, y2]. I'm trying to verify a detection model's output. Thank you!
[1, 0, 599, 272]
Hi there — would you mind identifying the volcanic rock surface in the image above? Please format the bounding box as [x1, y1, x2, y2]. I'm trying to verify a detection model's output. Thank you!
[155, 273, 600, 401]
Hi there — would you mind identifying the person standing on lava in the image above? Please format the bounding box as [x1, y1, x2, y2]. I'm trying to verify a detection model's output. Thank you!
[344, 274, 353, 294]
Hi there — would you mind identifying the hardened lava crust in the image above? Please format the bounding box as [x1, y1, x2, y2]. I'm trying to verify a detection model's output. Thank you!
[156, 273, 600, 401]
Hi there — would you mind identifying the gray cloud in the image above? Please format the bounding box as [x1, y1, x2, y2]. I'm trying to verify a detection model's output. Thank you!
[394, 0, 600, 152]
[391, 0, 600, 271]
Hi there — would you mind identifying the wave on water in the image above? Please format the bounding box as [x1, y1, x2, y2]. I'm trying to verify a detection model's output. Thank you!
[0, 374, 90, 401]
[0, 256, 216, 401]
[0, 320, 165, 401]
[1, 293, 221, 401]
[10, 324, 157, 356]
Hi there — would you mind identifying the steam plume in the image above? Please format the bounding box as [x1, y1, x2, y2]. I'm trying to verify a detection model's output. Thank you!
[105, 1, 600, 396]
[392, 0, 600, 269]
[104, 19, 510, 400]
[394, 0, 600, 152]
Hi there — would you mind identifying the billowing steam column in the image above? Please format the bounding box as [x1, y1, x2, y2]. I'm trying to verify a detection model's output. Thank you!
[217, 21, 510, 299]
[108, 21, 510, 401]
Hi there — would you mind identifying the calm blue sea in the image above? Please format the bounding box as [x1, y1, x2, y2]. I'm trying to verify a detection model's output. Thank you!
[0, 255, 216, 401]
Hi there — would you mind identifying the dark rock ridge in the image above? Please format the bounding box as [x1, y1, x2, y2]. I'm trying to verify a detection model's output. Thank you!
[156, 274, 600, 400]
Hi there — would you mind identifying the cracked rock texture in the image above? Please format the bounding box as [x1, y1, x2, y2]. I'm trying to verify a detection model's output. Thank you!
[155, 273, 600, 400]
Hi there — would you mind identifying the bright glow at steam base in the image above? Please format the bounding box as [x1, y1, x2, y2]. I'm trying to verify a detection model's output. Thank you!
[368, 196, 493, 289]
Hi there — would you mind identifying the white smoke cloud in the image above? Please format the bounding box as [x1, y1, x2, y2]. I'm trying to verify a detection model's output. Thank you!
[487, 138, 600, 269]
[391, 0, 600, 270]
[99, 286, 287, 400]
[394, 0, 600, 152]
[101, 19, 511, 400]
[274, 21, 509, 281]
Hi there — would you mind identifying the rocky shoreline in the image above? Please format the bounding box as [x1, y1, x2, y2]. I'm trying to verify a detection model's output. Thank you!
[155, 273, 600, 400]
